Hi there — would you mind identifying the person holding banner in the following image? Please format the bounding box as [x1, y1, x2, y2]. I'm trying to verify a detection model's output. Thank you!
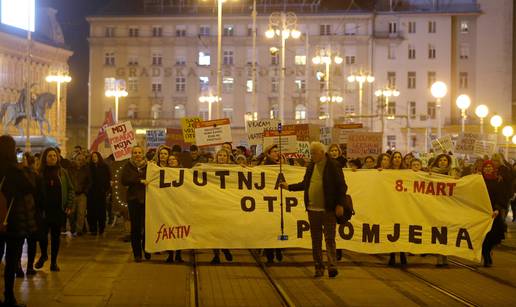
[121, 146, 150, 263]
[281, 142, 347, 278]
[387, 151, 408, 267]
[210, 148, 234, 264]
[375, 153, 391, 170]
[328, 144, 347, 168]
[363, 156, 376, 169]
[481, 160, 507, 267]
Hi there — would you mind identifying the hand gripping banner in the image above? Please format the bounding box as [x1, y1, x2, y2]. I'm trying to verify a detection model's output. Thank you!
[145, 163, 493, 262]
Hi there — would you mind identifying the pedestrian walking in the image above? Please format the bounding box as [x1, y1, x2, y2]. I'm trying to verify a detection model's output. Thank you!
[69, 153, 90, 236]
[87, 152, 111, 235]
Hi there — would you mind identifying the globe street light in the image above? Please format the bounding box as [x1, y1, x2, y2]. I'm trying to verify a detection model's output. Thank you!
[266, 11, 300, 123]
[502, 125, 513, 158]
[490, 114, 503, 133]
[455, 94, 471, 133]
[430, 81, 447, 137]
[375, 87, 400, 150]
[475, 104, 489, 135]
[105, 79, 128, 123]
[312, 49, 343, 127]
[199, 95, 221, 120]
[347, 71, 374, 118]
[46, 73, 71, 142]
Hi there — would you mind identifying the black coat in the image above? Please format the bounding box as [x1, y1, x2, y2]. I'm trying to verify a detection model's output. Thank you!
[288, 155, 347, 212]
[121, 161, 147, 204]
[88, 162, 111, 198]
[484, 177, 507, 245]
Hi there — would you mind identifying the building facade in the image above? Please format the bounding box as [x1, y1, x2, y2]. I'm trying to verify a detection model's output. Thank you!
[88, 0, 513, 154]
[0, 7, 73, 152]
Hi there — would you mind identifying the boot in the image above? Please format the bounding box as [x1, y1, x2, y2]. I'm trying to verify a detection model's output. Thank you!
[165, 252, 174, 263]
[336, 249, 343, 261]
[275, 249, 283, 262]
[175, 250, 184, 263]
[50, 262, 60, 272]
[210, 255, 220, 264]
[34, 255, 48, 269]
[222, 249, 233, 261]
[388, 253, 396, 266]
[400, 253, 407, 266]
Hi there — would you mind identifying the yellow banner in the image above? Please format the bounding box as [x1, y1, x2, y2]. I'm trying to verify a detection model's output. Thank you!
[145, 164, 493, 262]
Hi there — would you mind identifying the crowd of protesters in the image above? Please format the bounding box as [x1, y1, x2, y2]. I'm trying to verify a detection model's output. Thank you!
[0, 134, 514, 305]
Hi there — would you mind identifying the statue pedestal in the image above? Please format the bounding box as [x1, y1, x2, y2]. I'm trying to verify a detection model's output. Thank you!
[13, 136, 58, 153]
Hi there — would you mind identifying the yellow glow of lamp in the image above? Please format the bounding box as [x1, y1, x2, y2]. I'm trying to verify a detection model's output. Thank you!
[490, 115, 503, 132]
[430, 81, 447, 99]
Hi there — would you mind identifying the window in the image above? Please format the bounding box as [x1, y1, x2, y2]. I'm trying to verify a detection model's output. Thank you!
[198, 51, 210, 66]
[295, 55, 306, 65]
[152, 52, 162, 65]
[176, 55, 186, 65]
[246, 80, 253, 93]
[129, 27, 139, 37]
[345, 23, 356, 35]
[388, 44, 396, 59]
[387, 101, 396, 115]
[270, 104, 279, 119]
[152, 26, 162, 37]
[174, 104, 185, 119]
[128, 77, 138, 92]
[151, 104, 161, 120]
[295, 79, 306, 93]
[460, 44, 469, 59]
[407, 72, 416, 89]
[460, 21, 469, 33]
[271, 52, 279, 65]
[223, 25, 234, 36]
[389, 21, 397, 34]
[459, 72, 468, 89]
[320, 24, 331, 36]
[247, 24, 255, 36]
[408, 21, 416, 33]
[408, 44, 416, 59]
[176, 76, 186, 92]
[387, 135, 396, 149]
[387, 72, 396, 88]
[295, 104, 307, 120]
[428, 21, 436, 33]
[176, 25, 186, 37]
[344, 104, 355, 115]
[409, 101, 416, 119]
[428, 44, 436, 59]
[427, 101, 436, 119]
[127, 104, 137, 119]
[199, 25, 210, 36]
[105, 27, 115, 37]
[223, 108, 233, 121]
[271, 77, 279, 93]
[199, 110, 209, 121]
[345, 56, 356, 65]
[199, 76, 209, 92]
[104, 52, 115, 66]
[427, 71, 436, 88]
[152, 79, 162, 92]
[222, 77, 234, 93]
[223, 50, 234, 65]
[128, 55, 138, 66]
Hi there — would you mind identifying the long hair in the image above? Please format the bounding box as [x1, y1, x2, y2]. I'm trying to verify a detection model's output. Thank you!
[0, 135, 17, 170]
[375, 153, 391, 169]
[39, 147, 61, 174]
[90, 151, 106, 165]
[389, 151, 405, 169]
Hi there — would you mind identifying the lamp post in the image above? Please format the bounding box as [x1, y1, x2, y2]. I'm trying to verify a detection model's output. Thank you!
[502, 125, 513, 158]
[347, 71, 374, 118]
[455, 94, 470, 134]
[266, 12, 300, 123]
[475, 104, 489, 135]
[490, 114, 503, 133]
[46, 74, 71, 143]
[375, 87, 400, 149]
[199, 95, 220, 120]
[312, 49, 343, 127]
[105, 79, 128, 123]
[430, 81, 447, 138]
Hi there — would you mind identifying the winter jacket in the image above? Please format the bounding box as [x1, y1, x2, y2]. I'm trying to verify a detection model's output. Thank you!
[121, 161, 147, 204]
[36, 167, 75, 222]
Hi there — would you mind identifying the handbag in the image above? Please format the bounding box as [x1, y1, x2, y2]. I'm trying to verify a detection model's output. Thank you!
[336, 194, 355, 224]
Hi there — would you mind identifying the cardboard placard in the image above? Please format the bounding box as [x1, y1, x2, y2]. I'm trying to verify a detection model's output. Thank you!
[146, 129, 166, 149]
[346, 132, 383, 158]
[106, 121, 135, 161]
[246, 119, 280, 145]
[282, 124, 321, 141]
[194, 118, 232, 147]
[181, 117, 201, 143]
[473, 141, 497, 157]
[431, 135, 453, 154]
[320, 127, 332, 145]
[455, 132, 481, 155]
[263, 130, 298, 153]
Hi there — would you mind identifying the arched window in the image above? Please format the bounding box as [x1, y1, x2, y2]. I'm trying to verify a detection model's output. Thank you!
[295, 104, 307, 120]
[270, 104, 279, 119]
[174, 104, 185, 119]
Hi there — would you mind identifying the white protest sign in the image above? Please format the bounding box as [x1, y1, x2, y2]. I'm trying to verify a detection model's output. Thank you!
[106, 121, 135, 161]
[431, 135, 453, 154]
[333, 123, 364, 144]
[246, 119, 280, 145]
[146, 129, 166, 149]
[320, 127, 332, 145]
[347, 132, 383, 158]
[473, 141, 497, 157]
[263, 130, 298, 153]
[455, 133, 480, 155]
[194, 118, 232, 147]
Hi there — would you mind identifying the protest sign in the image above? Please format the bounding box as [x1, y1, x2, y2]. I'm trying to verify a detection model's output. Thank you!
[473, 141, 497, 157]
[333, 123, 365, 144]
[263, 130, 298, 153]
[431, 135, 453, 154]
[106, 121, 135, 161]
[320, 127, 332, 145]
[146, 164, 492, 262]
[455, 133, 480, 155]
[194, 118, 232, 147]
[146, 129, 166, 149]
[246, 119, 280, 145]
[283, 124, 320, 141]
[346, 132, 382, 158]
[181, 117, 201, 143]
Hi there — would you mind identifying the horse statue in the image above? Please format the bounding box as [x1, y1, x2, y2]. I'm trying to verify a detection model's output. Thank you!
[0, 89, 56, 136]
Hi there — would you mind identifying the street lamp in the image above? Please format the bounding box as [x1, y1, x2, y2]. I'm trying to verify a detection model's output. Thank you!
[312, 49, 343, 127]
[430, 81, 447, 137]
[475, 104, 489, 135]
[266, 11, 300, 122]
[375, 87, 400, 149]
[455, 94, 470, 133]
[46, 74, 71, 142]
[490, 114, 503, 133]
[198, 95, 221, 120]
[347, 71, 374, 118]
[502, 125, 513, 158]
[105, 79, 128, 123]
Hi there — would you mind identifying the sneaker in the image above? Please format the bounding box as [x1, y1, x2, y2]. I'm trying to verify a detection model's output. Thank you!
[400, 253, 408, 266]
[50, 263, 60, 272]
[34, 255, 48, 269]
[175, 252, 184, 263]
[388, 254, 396, 266]
[222, 250, 233, 262]
[165, 254, 174, 263]
[210, 255, 221, 264]
[328, 268, 339, 278]
[275, 249, 283, 262]
[336, 249, 343, 261]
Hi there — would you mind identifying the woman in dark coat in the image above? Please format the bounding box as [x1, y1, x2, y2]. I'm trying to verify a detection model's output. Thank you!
[121, 146, 149, 262]
[87, 152, 112, 235]
[0, 135, 38, 306]
[481, 160, 507, 267]
[35, 147, 74, 272]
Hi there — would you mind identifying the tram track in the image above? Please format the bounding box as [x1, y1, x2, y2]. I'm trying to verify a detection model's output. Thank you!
[448, 257, 516, 289]
[189, 250, 200, 307]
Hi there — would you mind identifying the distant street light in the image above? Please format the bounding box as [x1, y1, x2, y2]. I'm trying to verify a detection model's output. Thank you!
[455, 94, 471, 133]
[199, 95, 221, 120]
[475, 104, 489, 135]
[490, 115, 503, 133]
[431, 81, 447, 137]
[502, 125, 514, 158]
[105, 79, 128, 123]
[375, 87, 400, 149]
[46, 74, 71, 142]
[347, 71, 374, 118]
[312, 49, 343, 127]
